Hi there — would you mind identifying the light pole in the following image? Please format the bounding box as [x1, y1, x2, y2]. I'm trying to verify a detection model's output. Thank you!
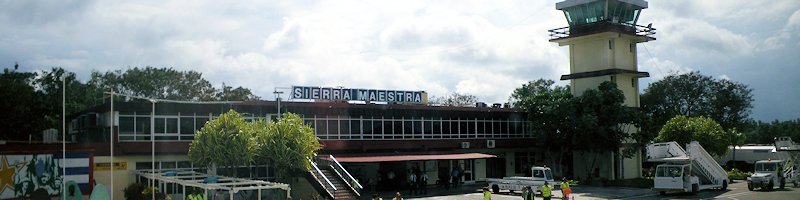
[150, 99, 156, 200]
[61, 74, 66, 197]
[274, 90, 284, 118]
[109, 89, 114, 199]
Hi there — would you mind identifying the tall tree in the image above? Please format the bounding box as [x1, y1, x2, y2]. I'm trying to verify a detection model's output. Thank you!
[430, 92, 479, 107]
[35, 68, 102, 128]
[88, 67, 215, 101]
[253, 113, 321, 182]
[657, 115, 728, 156]
[216, 83, 260, 101]
[0, 64, 48, 140]
[510, 79, 573, 172]
[641, 71, 753, 136]
[570, 81, 640, 180]
[188, 110, 255, 176]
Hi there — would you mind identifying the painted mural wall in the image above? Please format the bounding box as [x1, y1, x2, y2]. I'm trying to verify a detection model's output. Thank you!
[0, 152, 93, 199]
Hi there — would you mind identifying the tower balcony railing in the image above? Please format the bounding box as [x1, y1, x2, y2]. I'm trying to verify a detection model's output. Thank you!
[548, 20, 656, 40]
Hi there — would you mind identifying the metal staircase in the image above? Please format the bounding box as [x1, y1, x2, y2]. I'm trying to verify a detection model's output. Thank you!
[308, 155, 362, 200]
[686, 141, 728, 185]
[647, 141, 728, 187]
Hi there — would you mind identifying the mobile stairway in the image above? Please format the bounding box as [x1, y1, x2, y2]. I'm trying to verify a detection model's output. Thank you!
[307, 155, 362, 200]
[647, 141, 729, 194]
[775, 137, 800, 187]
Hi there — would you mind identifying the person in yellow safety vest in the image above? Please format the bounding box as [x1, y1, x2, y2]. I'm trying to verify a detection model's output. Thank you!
[561, 177, 571, 200]
[483, 187, 492, 200]
[542, 181, 552, 200]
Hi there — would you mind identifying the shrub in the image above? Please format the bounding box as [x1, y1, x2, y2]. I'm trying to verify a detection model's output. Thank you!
[728, 168, 752, 180]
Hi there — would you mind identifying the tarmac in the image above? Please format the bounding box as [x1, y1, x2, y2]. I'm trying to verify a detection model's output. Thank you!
[363, 182, 656, 200]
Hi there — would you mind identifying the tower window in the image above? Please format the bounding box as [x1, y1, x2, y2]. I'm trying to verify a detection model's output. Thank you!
[631, 78, 636, 88]
[630, 43, 635, 52]
[610, 75, 616, 83]
[609, 39, 614, 49]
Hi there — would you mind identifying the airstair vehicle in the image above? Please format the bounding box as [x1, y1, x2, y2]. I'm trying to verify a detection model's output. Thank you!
[647, 141, 729, 195]
[774, 136, 800, 187]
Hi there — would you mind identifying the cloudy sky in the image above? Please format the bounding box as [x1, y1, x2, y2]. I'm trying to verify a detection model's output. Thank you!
[1, 0, 799, 121]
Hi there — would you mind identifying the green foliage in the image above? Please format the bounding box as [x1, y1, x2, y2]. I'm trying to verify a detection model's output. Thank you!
[123, 182, 147, 200]
[253, 113, 322, 182]
[188, 111, 321, 182]
[744, 119, 800, 144]
[512, 80, 642, 180]
[658, 115, 728, 156]
[510, 79, 572, 153]
[641, 71, 753, 137]
[188, 110, 255, 174]
[430, 92, 479, 107]
[571, 82, 638, 154]
[88, 66, 259, 101]
[0, 65, 48, 140]
[728, 168, 752, 180]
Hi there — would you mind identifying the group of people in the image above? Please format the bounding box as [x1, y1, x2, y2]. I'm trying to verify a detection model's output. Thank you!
[519, 177, 572, 200]
[406, 169, 430, 195]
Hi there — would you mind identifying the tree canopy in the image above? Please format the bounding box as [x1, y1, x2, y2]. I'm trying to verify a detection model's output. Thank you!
[429, 92, 479, 107]
[511, 80, 642, 179]
[253, 113, 321, 182]
[0, 64, 261, 141]
[641, 71, 753, 136]
[88, 66, 260, 101]
[188, 110, 321, 181]
[658, 115, 728, 156]
[188, 110, 255, 176]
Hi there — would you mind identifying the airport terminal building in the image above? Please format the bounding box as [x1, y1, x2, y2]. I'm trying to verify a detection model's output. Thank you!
[55, 86, 547, 199]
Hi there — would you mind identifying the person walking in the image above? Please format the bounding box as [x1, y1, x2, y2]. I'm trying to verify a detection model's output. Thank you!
[451, 167, 460, 188]
[407, 170, 417, 195]
[522, 185, 535, 200]
[561, 177, 571, 200]
[392, 192, 403, 200]
[482, 187, 492, 200]
[419, 171, 429, 195]
[542, 181, 552, 200]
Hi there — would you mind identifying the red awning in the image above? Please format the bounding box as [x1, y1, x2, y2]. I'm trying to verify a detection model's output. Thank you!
[333, 153, 496, 163]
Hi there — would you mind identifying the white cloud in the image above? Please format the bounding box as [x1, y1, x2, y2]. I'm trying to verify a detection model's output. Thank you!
[639, 58, 693, 80]
[2, 0, 799, 120]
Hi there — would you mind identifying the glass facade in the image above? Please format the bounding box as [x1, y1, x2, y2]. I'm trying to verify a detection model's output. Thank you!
[562, 0, 643, 26]
[116, 113, 531, 141]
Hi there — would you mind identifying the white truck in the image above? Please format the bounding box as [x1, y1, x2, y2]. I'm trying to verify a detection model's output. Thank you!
[747, 159, 791, 191]
[647, 141, 729, 195]
[486, 166, 556, 194]
[774, 136, 800, 187]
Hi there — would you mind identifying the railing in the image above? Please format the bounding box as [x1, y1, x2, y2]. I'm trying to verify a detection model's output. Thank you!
[548, 20, 656, 40]
[687, 141, 728, 185]
[316, 155, 363, 197]
[308, 157, 336, 196]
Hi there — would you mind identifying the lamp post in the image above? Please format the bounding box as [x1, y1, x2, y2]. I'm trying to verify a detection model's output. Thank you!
[61, 74, 66, 197]
[274, 90, 284, 118]
[150, 99, 156, 200]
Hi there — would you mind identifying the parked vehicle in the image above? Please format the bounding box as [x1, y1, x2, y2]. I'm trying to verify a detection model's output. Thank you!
[647, 141, 729, 195]
[486, 166, 556, 194]
[748, 159, 789, 191]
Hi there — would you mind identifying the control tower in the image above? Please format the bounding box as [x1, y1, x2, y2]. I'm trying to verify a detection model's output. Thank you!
[549, 0, 655, 180]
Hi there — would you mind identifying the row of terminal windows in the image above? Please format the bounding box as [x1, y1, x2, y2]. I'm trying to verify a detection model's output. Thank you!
[116, 112, 532, 141]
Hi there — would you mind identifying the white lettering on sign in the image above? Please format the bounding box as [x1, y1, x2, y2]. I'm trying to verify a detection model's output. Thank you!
[291, 86, 426, 103]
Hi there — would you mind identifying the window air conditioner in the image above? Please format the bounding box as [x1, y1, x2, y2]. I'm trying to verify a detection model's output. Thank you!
[487, 140, 496, 148]
[461, 142, 470, 149]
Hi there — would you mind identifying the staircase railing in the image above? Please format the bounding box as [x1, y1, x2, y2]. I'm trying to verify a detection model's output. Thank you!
[316, 155, 363, 197]
[308, 157, 336, 196]
[687, 141, 728, 185]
